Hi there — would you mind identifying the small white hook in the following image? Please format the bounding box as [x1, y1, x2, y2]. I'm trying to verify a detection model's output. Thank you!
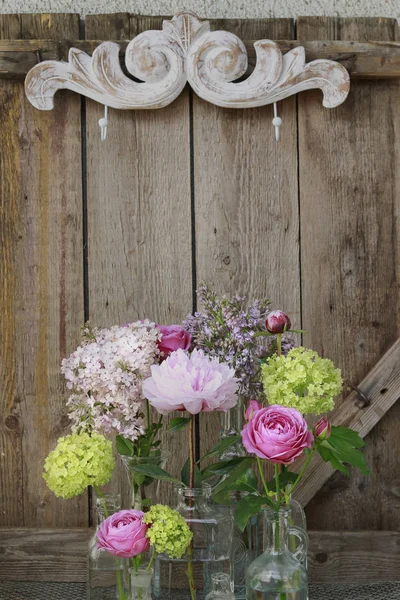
[99, 105, 109, 142]
[272, 102, 282, 142]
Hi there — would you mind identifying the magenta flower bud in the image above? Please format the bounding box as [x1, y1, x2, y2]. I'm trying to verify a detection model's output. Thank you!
[265, 310, 292, 334]
[313, 417, 331, 441]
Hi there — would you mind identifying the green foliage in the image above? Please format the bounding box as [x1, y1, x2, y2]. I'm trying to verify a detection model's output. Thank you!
[317, 426, 369, 476]
[181, 459, 203, 487]
[234, 495, 269, 531]
[130, 462, 181, 484]
[201, 456, 251, 479]
[166, 417, 192, 433]
[198, 435, 242, 463]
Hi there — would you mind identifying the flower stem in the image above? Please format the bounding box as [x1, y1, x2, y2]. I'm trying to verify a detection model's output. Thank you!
[277, 333, 282, 357]
[257, 457, 270, 498]
[287, 447, 316, 500]
[274, 464, 281, 509]
[189, 415, 195, 489]
[146, 546, 156, 572]
[146, 399, 151, 430]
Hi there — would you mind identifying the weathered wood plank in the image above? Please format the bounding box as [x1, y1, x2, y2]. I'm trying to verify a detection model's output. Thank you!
[0, 13, 86, 527]
[295, 338, 400, 507]
[3, 37, 400, 79]
[193, 19, 300, 472]
[1, 528, 399, 584]
[298, 16, 400, 530]
[85, 14, 192, 506]
[0, 15, 24, 527]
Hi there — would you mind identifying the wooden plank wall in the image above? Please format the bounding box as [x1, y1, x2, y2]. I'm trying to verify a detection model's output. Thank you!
[0, 13, 399, 538]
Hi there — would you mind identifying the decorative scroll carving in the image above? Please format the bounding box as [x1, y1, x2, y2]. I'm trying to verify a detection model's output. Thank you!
[25, 11, 350, 111]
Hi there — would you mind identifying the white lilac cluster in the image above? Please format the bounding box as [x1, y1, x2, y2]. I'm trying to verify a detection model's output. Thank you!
[62, 321, 161, 440]
[183, 285, 295, 399]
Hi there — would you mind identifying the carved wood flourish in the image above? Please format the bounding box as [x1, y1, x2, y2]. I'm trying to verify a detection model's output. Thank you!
[25, 11, 350, 111]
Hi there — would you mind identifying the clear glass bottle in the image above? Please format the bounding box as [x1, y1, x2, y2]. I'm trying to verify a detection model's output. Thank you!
[153, 484, 234, 599]
[130, 567, 153, 600]
[205, 572, 236, 599]
[246, 506, 308, 600]
[121, 451, 170, 510]
[87, 492, 130, 600]
[220, 397, 246, 460]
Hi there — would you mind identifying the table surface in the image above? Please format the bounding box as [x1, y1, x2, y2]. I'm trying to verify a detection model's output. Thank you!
[1, 581, 400, 600]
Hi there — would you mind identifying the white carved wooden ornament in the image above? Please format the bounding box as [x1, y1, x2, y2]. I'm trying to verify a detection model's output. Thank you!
[25, 12, 350, 113]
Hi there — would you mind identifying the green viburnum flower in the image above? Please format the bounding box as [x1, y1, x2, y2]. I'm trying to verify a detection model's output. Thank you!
[143, 504, 192, 559]
[261, 347, 343, 415]
[43, 432, 115, 499]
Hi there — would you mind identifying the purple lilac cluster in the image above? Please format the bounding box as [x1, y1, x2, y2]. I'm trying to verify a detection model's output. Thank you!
[183, 284, 295, 399]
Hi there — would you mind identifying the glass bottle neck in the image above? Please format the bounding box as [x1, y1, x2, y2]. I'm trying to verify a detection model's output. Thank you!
[210, 572, 232, 594]
[94, 493, 121, 526]
[263, 507, 292, 553]
[221, 396, 244, 437]
[175, 485, 212, 512]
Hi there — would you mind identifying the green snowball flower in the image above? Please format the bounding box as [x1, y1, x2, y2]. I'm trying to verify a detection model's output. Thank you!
[143, 504, 192, 559]
[43, 432, 115, 499]
[261, 347, 343, 415]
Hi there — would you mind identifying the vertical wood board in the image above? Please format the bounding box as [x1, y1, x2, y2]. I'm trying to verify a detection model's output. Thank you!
[0, 13, 86, 527]
[193, 19, 300, 468]
[85, 14, 192, 506]
[298, 16, 400, 530]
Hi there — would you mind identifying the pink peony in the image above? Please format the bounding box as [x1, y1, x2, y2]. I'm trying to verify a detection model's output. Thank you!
[265, 310, 292, 334]
[241, 404, 313, 465]
[245, 400, 263, 421]
[97, 509, 150, 558]
[143, 348, 239, 415]
[313, 417, 331, 440]
[157, 325, 192, 359]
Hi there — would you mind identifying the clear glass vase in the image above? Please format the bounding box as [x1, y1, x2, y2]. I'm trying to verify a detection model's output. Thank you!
[88, 492, 130, 600]
[220, 396, 246, 460]
[153, 484, 234, 599]
[130, 567, 153, 600]
[246, 506, 308, 600]
[121, 451, 169, 510]
[205, 572, 236, 599]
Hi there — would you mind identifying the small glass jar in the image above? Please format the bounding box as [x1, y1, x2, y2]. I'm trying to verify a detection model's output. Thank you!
[205, 572, 236, 599]
[87, 492, 130, 600]
[130, 567, 153, 600]
[153, 484, 234, 599]
[246, 506, 308, 600]
[121, 451, 170, 510]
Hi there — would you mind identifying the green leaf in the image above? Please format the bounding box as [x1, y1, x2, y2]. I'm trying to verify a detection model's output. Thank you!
[116, 435, 134, 457]
[234, 495, 269, 531]
[181, 459, 203, 488]
[317, 443, 350, 475]
[167, 417, 192, 433]
[213, 459, 254, 496]
[140, 498, 153, 507]
[131, 463, 181, 484]
[201, 457, 252, 478]
[330, 426, 365, 449]
[266, 470, 298, 492]
[327, 438, 370, 476]
[198, 435, 242, 463]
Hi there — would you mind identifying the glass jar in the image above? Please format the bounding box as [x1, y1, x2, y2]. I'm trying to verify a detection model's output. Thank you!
[88, 492, 130, 600]
[246, 506, 308, 600]
[130, 567, 153, 600]
[121, 451, 170, 510]
[153, 484, 234, 599]
[205, 572, 236, 599]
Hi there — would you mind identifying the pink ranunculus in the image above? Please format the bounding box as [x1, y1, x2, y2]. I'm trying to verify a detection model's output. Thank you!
[313, 417, 331, 441]
[143, 348, 239, 415]
[97, 509, 150, 558]
[245, 400, 263, 421]
[265, 310, 292, 334]
[157, 325, 192, 360]
[241, 404, 313, 465]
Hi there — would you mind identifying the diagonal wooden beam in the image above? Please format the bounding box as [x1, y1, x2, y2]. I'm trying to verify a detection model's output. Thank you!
[295, 338, 400, 507]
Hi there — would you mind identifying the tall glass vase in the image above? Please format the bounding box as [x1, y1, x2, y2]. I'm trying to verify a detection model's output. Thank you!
[121, 451, 169, 510]
[88, 492, 130, 600]
[153, 484, 234, 599]
[220, 396, 246, 459]
[246, 506, 308, 600]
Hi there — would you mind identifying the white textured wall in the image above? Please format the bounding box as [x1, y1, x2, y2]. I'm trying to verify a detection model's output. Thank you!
[0, 0, 399, 19]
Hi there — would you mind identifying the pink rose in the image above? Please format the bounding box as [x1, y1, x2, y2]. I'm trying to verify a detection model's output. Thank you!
[97, 509, 150, 558]
[241, 405, 313, 465]
[265, 310, 292, 334]
[313, 417, 331, 441]
[157, 325, 192, 359]
[245, 400, 263, 421]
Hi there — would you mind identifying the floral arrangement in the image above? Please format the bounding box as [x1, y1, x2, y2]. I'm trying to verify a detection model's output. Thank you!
[41, 284, 369, 600]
